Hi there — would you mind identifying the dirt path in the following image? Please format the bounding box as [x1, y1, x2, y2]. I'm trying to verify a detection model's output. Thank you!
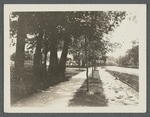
[98, 67, 139, 107]
[12, 68, 92, 107]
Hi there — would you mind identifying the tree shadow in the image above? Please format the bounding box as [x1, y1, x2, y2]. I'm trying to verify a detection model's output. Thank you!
[10, 62, 84, 105]
[68, 71, 108, 107]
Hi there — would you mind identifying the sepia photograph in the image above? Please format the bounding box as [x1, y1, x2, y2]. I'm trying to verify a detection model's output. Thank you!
[4, 4, 146, 113]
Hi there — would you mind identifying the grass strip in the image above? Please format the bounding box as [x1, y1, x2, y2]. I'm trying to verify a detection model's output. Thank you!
[68, 71, 108, 107]
[105, 70, 139, 91]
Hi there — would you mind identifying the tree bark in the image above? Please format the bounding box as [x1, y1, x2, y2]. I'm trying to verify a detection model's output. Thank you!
[58, 36, 70, 81]
[82, 60, 85, 68]
[89, 61, 91, 67]
[92, 60, 94, 78]
[92, 49, 94, 78]
[94, 60, 96, 70]
[33, 29, 43, 71]
[15, 16, 26, 81]
[48, 37, 58, 75]
[32, 28, 45, 81]
[43, 49, 48, 71]
[85, 34, 89, 92]
[78, 52, 80, 70]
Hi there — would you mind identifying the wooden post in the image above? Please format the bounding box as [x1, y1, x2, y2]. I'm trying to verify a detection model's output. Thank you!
[92, 42, 95, 78]
[85, 34, 89, 92]
[78, 52, 81, 70]
[92, 51, 94, 79]
[92, 59, 94, 78]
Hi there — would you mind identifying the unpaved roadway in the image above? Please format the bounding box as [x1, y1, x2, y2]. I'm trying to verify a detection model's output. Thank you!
[98, 67, 139, 106]
[105, 66, 139, 76]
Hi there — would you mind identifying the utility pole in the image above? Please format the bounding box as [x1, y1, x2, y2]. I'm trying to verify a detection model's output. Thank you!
[85, 34, 89, 92]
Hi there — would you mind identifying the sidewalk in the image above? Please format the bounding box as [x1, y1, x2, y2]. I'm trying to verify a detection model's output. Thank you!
[98, 67, 139, 106]
[13, 68, 92, 107]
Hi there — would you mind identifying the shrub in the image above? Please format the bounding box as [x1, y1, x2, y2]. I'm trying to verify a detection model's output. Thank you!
[10, 52, 16, 61]
[10, 52, 33, 61]
[106, 61, 117, 66]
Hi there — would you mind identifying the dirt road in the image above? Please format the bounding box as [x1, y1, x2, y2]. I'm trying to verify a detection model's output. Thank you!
[98, 67, 139, 106]
[105, 66, 139, 76]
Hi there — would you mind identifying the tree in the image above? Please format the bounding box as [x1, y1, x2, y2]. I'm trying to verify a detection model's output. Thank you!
[10, 11, 127, 84]
[33, 29, 43, 69]
[10, 13, 29, 81]
[117, 40, 139, 68]
[127, 45, 139, 66]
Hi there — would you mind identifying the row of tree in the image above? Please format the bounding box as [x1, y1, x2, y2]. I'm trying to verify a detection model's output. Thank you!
[117, 41, 139, 68]
[10, 11, 126, 83]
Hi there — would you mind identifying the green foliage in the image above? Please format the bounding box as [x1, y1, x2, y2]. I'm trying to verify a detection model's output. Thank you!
[127, 45, 139, 64]
[117, 45, 139, 68]
[10, 52, 33, 61]
[10, 11, 126, 60]
[10, 11, 128, 103]
[10, 52, 16, 61]
[67, 11, 126, 64]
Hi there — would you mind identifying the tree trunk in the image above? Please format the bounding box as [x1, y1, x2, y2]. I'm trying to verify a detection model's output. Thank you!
[85, 34, 89, 92]
[43, 49, 48, 71]
[47, 40, 59, 84]
[33, 29, 43, 79]
[33, 29, 43, 68]
[89, 61, 91, 67]
[59, 36, 70, 81]
[94, 60, 96, 70]
[103, 57, 106, 65]
[92, 59, 94, 78]
[82, 60, 85, 68]
[78, 52, 80, 70]
[15, 16, 26, 81]
[48, 38, 58, 75]
[78, 59, 80, 70]
[92, 49, 94, 78]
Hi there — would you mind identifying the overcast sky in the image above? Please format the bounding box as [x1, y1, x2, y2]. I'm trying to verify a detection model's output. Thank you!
[106, 11, 140, 58]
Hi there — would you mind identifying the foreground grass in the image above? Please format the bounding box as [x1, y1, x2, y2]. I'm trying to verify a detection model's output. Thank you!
[106, 70, 139, 91]
[68, 71, 108, 107]
[10, 62, 84, 105]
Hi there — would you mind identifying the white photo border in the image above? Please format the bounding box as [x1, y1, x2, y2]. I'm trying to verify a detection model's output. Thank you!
[4, 4, 147, 113]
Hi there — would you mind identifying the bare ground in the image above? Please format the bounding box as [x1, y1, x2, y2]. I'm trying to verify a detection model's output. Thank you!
[98, 67, 139, 107]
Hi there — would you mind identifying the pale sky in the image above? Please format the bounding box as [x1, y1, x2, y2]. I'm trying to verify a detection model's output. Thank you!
[106, 11, 140, 58]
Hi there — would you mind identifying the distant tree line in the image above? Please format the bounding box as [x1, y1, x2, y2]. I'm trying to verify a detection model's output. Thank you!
[117, 43, 139, 68]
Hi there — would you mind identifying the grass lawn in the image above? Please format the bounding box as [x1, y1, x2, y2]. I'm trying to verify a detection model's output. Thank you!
[65, 69, 85, 79]
[68, 71, 108, 107]
[105, 70, 139, 91]
[10, 62, 84, 105]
